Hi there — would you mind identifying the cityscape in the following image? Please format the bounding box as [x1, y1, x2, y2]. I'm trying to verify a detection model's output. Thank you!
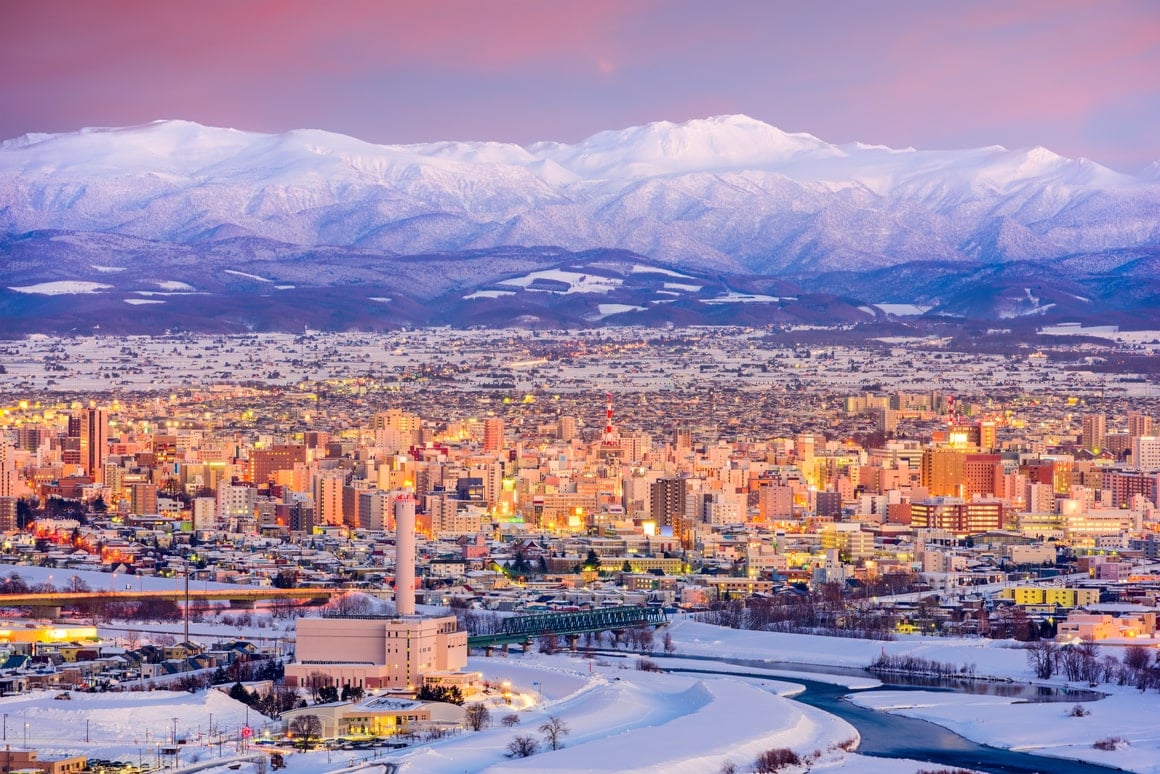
[2, 3, 1159, 774]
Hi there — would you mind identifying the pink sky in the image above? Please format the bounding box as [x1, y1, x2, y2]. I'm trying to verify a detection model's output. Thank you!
[2, 0, 1157, 170]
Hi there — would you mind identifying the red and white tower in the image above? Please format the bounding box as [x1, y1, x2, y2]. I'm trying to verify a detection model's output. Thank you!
[601, 393, 619, 447]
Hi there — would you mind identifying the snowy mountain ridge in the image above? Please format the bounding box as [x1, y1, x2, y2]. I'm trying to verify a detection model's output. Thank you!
[1, 115, 1158, 275]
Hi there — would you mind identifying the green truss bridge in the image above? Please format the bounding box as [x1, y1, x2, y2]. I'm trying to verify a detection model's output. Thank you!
[468, 605, 668, 650]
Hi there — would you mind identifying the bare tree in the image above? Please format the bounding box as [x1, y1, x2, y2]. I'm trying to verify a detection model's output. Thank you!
[539, 715, 569, 750]
[501, 713, 521, 727]
[506, 734, 538, 757]
[465, 703, 491, 732]
[1025, 639, 1058, 680]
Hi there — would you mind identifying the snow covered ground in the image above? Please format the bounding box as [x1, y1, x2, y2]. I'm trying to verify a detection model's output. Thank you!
[5, 592, 1157, 773]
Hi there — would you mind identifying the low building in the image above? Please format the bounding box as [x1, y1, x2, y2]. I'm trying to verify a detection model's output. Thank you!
[280, 696, 465, 740]
[0, 749, 86, 774]
[1056, 610, 1157, 642]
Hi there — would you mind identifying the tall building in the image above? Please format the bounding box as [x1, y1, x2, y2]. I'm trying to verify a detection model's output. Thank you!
[78, 408, 108, 484]
[1081, 414, 1106, 452]
[1129, 411, 1154, 440]
[0, 440, 16, 498]
[129, 483, 158, 516]
[557, 416, 577, 442]
[312, 471, 346, 526]
[482, 418, 504, 453]
[921, 447, 965, 497]
[650, 477, 690, 546]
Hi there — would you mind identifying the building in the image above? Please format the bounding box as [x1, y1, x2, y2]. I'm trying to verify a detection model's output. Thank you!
[1132, 436, 1160, 471]
[649, 477, 689, 546]
[1128, 411, 1153, 440]
[1081, 413, 1106, 452]
[1057, 610, 1157, 642]
[909, 497, 1004, 538]
[129, 482, 158, 516]
[285, 614, 469, 692]
[249, 444, 307, 485]
[921, 448, 965, 497]
[0, 440, 17, 499]
[0, 749, 87, 774]
[284, 490, 471, 692]
[280, 696, 464, 740]
[78, 408, 108, 484]
[482, 418, 504, 453]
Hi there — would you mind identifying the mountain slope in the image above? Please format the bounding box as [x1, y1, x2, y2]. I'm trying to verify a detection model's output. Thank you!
[2, 116, 1157, 274]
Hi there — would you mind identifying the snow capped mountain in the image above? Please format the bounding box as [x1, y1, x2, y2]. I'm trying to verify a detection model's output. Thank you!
[1, 115, 1158, 276]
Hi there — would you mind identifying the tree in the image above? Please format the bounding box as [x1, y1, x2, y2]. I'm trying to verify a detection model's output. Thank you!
[417, 684, 464, 705]
[229, 681, 257, 706]
[662, 631, 676, 654]
[753, 748, 801, 772]
[506, 734, 538, 758]
[582, 549, 601, 572]
[465, 703, 491, 731]
[501, 713, 521, 727]
[1025, 639, 1059, 680]
[539, 715, 569, 750]
[317, 685, 339, 704]
[287, 714, 322, 750]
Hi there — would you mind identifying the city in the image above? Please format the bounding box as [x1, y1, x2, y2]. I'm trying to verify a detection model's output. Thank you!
[0, 329, 1158, 772]
[3, 2, 1160, 773]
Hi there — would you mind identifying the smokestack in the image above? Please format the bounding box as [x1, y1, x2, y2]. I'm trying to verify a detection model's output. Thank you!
[394, 492, 416, 616]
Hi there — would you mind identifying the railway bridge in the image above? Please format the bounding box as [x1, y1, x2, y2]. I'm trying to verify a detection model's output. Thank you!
[468, 605, 668, 652]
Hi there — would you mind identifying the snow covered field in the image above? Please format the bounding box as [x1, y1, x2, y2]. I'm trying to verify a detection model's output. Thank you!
[4, 591, 1158, 773]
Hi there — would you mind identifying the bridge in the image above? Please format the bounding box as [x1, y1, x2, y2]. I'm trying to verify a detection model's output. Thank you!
[468, 605, 668, 650]
[0, 588, 338, 618]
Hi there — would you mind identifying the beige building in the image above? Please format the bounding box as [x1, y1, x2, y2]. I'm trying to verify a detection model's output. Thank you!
[1057, 610, 1157, 642]
[285, 614, 468, 691]
[281, 695, 465, 740]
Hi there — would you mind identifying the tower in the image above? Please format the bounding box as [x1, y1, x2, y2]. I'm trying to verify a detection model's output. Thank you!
[394, 492, 416, 616]
[599, 394, 621, 458]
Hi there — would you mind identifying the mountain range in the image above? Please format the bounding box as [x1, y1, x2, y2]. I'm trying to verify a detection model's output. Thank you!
[1, 115, 1158, 334]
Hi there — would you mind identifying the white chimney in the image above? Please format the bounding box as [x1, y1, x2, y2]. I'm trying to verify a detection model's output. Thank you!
[394, 492, 416, 616]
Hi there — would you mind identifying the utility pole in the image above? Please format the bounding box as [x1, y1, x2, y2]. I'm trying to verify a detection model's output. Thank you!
[184, 561, 191, 644]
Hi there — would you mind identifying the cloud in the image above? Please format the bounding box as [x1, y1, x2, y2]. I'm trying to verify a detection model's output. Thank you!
[1, 0, 1156, 168]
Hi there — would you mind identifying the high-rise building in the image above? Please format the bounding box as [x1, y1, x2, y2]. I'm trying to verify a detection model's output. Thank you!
[482, 418, 504, 453]
[921, 447, 965, 497]
[1081, 414, 1106, 452]
[557, 416, 577, 442]
[79, 408, 108, 484]
[312, 471, 346, 526]
[129, 482, 158, 515]
[0, 441, 17, 499]
[1128, 411, 1154, 440]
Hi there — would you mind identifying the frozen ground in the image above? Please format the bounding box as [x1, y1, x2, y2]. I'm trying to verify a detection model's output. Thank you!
[5, 597, 1157, 773]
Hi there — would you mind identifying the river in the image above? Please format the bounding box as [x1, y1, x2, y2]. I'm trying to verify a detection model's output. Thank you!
[654, 654, 1121, 774]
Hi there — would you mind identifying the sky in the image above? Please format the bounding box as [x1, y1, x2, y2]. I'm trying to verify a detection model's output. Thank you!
[2, 0, 1158, 171]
